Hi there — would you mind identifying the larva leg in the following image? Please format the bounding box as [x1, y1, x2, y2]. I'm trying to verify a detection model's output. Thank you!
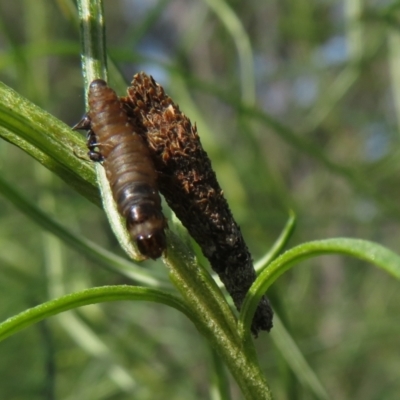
[73, 113, 104, 162]
[72, 113, 91, 131]
[86, 130, 103, 162]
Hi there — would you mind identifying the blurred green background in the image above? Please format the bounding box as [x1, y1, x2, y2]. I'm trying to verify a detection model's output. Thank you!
[0, 0, 399, 399]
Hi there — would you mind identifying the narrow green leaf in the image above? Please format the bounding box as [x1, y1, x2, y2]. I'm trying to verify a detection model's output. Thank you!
[0, 174, 171, 288]
[270, 314, 329, 400]
[204, 0, 255, 105]
[0, 81, 98, 205]
[255, 210, 297, 273]
[240, 238, 400, 336]
[0, 285, 192, 343]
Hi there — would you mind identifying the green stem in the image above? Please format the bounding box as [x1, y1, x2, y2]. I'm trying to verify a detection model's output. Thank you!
[77, 0, 145, 260]
[75, 1, 273, 398]
[165, 233, 272, 400]
[209, 347, 231, 400]
[76, 0, 107, 85]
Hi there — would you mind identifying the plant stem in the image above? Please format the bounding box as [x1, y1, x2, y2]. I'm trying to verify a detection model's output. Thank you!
[165, 233, 272, 400]
[76, 0, 107, 85]
[75, 1, 273, 398]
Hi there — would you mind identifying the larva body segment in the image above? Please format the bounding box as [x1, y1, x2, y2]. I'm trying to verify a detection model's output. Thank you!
[75, 79, 167, 259]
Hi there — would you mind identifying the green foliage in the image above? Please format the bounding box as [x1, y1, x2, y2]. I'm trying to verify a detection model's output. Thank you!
[0, 0, 400, 399]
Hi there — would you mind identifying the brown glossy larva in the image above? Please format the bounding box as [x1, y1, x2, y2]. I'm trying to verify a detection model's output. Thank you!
[74, 79, 167, 259]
